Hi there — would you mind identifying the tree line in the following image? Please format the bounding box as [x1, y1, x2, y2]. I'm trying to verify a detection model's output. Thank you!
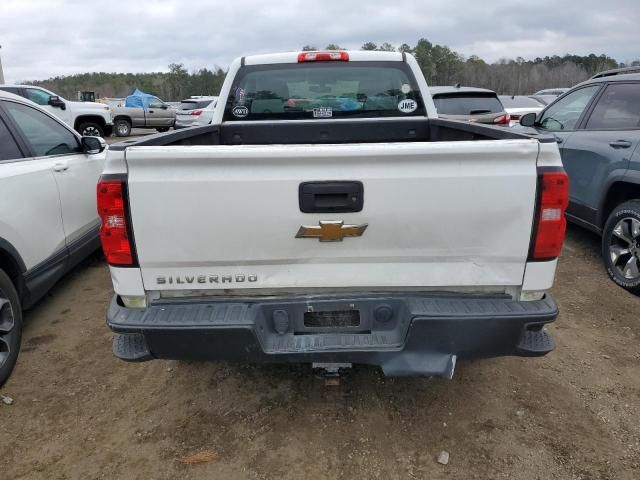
[26, 38, 639, 100]
[309, 40, 637, 94]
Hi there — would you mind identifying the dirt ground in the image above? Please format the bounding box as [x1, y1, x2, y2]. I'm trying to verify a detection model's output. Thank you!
[1, 225, 638, 480]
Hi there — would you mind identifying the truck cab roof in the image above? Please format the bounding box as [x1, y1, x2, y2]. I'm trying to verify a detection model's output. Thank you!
[241, 50, 404, 65]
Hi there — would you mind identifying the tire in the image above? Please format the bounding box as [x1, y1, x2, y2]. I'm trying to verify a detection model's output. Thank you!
[156, 127, 170, 133]
[602, 200, 640, 295]
[0, 268, 22, 387]
[114, 119, 132, 137]
[77, 122, 104, 137]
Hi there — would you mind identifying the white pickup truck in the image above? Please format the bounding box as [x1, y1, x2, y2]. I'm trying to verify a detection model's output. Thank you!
[101, 50, 568, 378]
[0, 85, 113, 137]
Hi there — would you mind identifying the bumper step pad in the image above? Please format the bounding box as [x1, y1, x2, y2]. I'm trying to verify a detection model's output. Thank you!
[515, 329, 555, 356]
[112, 333, 153, 362]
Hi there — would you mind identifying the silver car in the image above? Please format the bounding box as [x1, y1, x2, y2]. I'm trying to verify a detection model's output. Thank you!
[431, 86, 510, 125]
[175, 97, 217, 129]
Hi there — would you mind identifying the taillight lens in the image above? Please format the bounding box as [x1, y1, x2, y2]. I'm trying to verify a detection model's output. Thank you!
[189, 110, 203, 116]
[97, 178, 135, 266]
[494, 113, 511, 125]
[298, 51, 349, 62]
[530, 170, 569, 260]
[510, 114, 521, 121]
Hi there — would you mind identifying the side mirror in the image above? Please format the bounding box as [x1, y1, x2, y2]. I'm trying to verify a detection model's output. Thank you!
[160, 104, 168, 109]
[49, 95, 66, 110]
[519, 112, 537, 127]
[81, 136, 106, 154]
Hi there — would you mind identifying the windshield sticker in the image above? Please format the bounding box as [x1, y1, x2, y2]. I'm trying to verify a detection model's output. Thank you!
[400, 83, 411, 94]
[232, 105, 249, 118]
[398, 99, 417, 113]
[313, 107, 332, 118]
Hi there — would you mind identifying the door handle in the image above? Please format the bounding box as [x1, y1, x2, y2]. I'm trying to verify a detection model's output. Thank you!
[148, 110, 155, 113]
[299, 181, 364, 213]
[53, 161, 68, 172]
[609, 140, 632, 149]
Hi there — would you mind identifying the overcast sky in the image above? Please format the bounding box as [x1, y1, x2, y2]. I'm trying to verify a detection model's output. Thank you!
[1, 0, 639, 82]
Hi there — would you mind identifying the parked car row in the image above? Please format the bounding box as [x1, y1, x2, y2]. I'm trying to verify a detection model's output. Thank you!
[5, 81, 572, 138]
[430, 85, 568, 127]
[0, 86, 218, 138]
[3, 82, 568, 137]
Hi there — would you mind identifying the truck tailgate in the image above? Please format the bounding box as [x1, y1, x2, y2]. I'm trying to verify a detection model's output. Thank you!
[124, 140, 540, 292]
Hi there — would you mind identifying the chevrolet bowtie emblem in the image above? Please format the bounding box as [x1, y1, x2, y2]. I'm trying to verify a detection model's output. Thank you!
[296, 220, 368, 242]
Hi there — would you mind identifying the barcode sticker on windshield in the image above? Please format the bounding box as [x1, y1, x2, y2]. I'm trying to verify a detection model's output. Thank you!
[313, 107, 332, 118]
[398, 99, 417, 113]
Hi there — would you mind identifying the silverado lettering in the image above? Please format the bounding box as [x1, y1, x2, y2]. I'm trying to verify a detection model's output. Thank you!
[156, 275, 258, 285]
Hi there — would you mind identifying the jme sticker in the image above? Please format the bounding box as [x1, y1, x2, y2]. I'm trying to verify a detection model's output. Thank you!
[398, 99, 417, 113]
[313, 107, 332, 118]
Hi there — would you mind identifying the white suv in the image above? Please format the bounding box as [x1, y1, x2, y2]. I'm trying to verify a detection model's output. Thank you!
[0, 90, 107, 385]
[0, 85, 113, 137]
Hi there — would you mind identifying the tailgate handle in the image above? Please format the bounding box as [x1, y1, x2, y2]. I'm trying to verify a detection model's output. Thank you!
[299, 181, 363, 213]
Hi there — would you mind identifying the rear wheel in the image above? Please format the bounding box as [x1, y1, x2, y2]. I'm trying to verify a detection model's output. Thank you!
[77, 122, 104, 137]
[602, 200, 640, 295]
[156, 127, 170, 133]
[114, 119, 132, 137]
[0, 268, 22, 387]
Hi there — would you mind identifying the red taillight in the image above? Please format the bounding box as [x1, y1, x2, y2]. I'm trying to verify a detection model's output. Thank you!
[494, 113, 511, 125]
[530, 169, 569, 260]
[97, 178, 135, 266]
[297, 51, 349, 62]
[188, 110, 203, 116]
[510, 114, 521, 121]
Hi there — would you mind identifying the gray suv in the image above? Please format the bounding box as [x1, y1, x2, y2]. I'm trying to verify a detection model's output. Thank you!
[520, 70, 640, 294]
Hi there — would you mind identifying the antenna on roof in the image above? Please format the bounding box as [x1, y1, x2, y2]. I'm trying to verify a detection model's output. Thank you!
[454, 83, 461, 88]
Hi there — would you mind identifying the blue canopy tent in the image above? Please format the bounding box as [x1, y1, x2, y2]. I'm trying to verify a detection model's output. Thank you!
[124, 88, 157, 109]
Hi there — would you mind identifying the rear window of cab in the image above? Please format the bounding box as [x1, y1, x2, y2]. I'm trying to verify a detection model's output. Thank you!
[223, 61, 426, 121]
